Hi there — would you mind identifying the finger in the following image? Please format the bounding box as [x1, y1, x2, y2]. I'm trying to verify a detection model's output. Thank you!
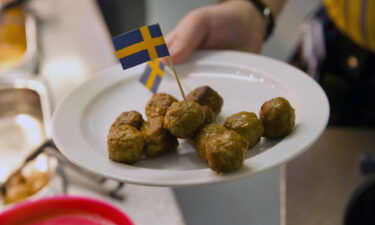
[165, 31, 176, 49]
[166, 8, 210, 64]
[161, 32, 177, 64]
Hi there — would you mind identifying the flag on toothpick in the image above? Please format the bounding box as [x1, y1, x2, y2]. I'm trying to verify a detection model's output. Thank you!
[112, 23, 170, 70]
[112, 23, 186, 101]
[140, 59, 165, 93]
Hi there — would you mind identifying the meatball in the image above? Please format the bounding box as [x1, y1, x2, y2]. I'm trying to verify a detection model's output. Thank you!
[164, 101, 205, 138]
[224, 112, 264, 149]
[186, 85, 223, 114]
[145, 93, 178, 119]
[260, 97, 295, 138]
[194, 123, 227, 161]
[112, 110, 144, 129]
[107, 125, 145, 163]
[205, 130, 248, 173]
[141, 116, 179, 157]
[202, 106, 217, 125]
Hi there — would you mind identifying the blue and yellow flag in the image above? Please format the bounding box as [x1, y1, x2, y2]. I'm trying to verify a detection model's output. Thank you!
[112, 24, 170, 69]
[140, 59, 165, 93]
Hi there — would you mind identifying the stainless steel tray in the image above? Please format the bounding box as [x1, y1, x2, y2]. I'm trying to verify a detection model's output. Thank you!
[0, 79, 50, 183]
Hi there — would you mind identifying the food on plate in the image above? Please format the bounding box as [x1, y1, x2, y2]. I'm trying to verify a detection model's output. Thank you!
[205, 130, 248, 173]
[194, 123, 227, 161]
[260, 97, 295, 138]
[186, 85, 223, 114]
[202, 105, 217, 125]
[106, 85, 296, 174]
[164, 101, 205, 138]
[141, 116, 179, 157]
[224, 112, 264, 149]
[107, 124, 145, 163]
[112, 110, 144, 129]
[145, 93, 178, 119]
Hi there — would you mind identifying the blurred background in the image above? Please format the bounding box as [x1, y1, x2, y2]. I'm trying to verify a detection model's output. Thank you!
[96, 0, 321, 61]
[0, 0, 374, 225]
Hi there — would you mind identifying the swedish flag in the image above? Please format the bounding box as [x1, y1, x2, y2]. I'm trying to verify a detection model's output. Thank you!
[140, 59, 165, 93]
[112, 24, 170, 69]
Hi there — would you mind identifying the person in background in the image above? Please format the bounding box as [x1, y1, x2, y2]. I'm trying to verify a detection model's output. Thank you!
[290, 0, 375, 126]
[168, 0, 375, 127]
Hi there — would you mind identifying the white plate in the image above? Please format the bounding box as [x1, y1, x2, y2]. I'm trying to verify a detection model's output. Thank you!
[52, 50, 329, 187]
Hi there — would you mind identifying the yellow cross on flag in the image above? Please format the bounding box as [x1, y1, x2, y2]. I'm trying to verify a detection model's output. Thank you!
[112, 24, 169, 69]
[139, 59, 165, 93]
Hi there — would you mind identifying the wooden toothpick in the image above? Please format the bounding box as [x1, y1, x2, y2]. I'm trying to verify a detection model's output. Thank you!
[167, 56, 187, 103]
[164, 65, 191, 93]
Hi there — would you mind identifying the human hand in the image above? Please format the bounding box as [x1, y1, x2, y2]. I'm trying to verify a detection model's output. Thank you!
[165, 0, 266, 64]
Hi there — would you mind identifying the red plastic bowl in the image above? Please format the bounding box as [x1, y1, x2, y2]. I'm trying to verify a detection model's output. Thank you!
[0, 196, 134, 225]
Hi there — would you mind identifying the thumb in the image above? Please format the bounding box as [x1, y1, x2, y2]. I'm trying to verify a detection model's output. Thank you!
[166, 8, 210, 64]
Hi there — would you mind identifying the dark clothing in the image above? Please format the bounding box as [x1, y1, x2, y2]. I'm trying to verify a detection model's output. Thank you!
[290, 7, 375, 126]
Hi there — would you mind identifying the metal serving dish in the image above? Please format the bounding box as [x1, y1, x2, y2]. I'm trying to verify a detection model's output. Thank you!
[0, 78, 50, 184]
[0, 79, 64, 207]
[0, 7, 38, 78]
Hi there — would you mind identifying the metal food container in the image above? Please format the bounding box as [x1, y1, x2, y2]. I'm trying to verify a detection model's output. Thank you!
[0, 79, 64, 208]
[0, 6, 38, 78]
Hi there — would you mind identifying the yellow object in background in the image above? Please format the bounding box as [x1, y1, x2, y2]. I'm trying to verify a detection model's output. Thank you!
[0, 6, 27, 71]
[324, 0, 375, 52]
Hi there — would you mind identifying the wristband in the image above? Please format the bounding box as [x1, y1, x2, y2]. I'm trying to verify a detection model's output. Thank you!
[246, 0, 275, 40]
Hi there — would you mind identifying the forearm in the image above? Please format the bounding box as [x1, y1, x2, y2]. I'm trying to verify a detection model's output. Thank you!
[220, 0, 287, 17]
[167, 0, 284, 63]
